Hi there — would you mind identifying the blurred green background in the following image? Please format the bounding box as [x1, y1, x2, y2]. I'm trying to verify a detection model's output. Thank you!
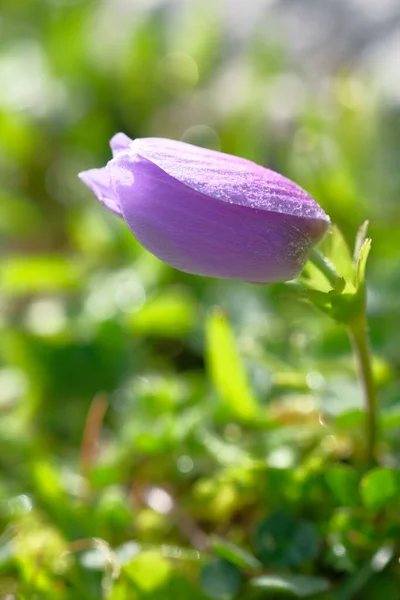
[1, 0, 400, 598]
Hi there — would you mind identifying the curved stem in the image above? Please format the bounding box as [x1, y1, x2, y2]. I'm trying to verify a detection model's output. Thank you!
[347, 314, 378, 465]
[308, 248, 342, 288]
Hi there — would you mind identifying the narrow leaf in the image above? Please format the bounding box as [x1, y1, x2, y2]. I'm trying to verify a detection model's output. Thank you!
[355, 238, 372, 291]
[213, 538, 261, 570]
[205, 309, 259, 421]
[354, 220, 369, 263]
[251, 574, 330, 597]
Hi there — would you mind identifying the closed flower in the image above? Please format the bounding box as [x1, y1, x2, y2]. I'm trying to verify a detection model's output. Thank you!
[79, 134, 330, 283]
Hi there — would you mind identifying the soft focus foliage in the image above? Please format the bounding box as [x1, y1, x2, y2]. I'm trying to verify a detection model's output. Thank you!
[1, 1, 400, 599]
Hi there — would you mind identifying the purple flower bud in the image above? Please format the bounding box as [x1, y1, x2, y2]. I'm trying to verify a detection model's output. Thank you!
[79, 134, 330, 283]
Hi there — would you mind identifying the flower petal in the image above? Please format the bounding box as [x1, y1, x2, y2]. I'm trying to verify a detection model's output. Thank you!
[127, 137, 329, 222]
[78, 167, 122, 216]
[110, 132, 133, 157]
[109, 153, 328, 283]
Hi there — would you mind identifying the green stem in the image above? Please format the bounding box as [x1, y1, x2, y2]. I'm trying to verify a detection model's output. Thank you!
[308, 248, 342, 288]
[308, 246, 378, 464]
[347, 313, 378, 465]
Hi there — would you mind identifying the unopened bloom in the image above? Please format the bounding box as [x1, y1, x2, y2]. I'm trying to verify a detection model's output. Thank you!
[79, 134, 329, 283]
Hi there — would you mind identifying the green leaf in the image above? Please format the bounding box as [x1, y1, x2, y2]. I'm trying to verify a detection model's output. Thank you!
[251, 574, 330, 597]
[298, 223, 373, 324]
[301, 260, 333, 294]
[362, 572, 400, 600]
[302, 226, 355, 295]
[325, 464, 360, 506]
[198, 428, 251, 467]
[335, 545, 394, 600]
[334, 409, 365, 429]
[124, 551, 171, 592]
[31, 460, 66, 504]
[294, 286, 335, 314]
[164, 572, 212, 600]
[127, 289, 197, 338]
[254, 512, 320, 567]
[355, 238, 371, 292]
[351, 221, 371, 317]
[319, 224, 355, 284]
[205, 308, 259, 421]
[200, 558, 241, 600]
[212, 538, 261, 570]
[0, 255, 83, 295]
[381, 406, 400, 430]
[360, 468, 400, 510]
[353, 221, 369, 261]
[0, 192, 44, 237]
